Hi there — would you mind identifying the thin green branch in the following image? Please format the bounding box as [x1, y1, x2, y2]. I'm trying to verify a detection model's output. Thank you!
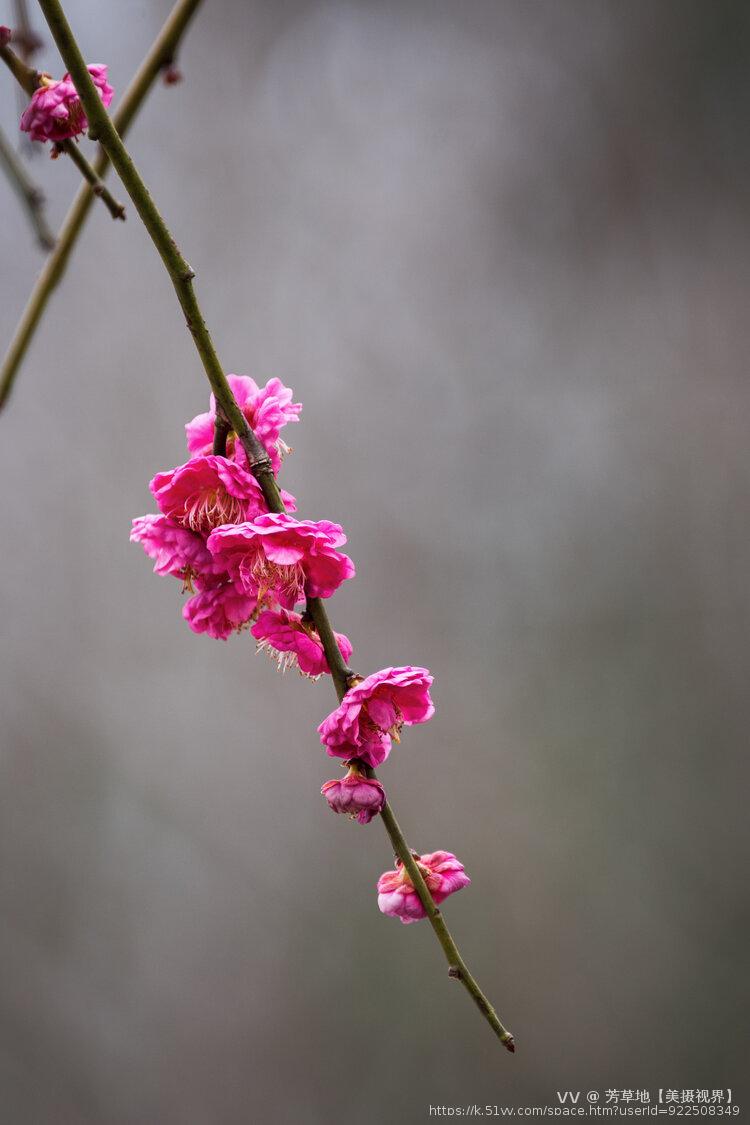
[12, 0, 43, 63]
[0, 0, 202, 412]
[59, 137, 125, 218]
[11, 0, 44, 136]
[37, 0, 515, 1053]
[0, 123, 55, 249]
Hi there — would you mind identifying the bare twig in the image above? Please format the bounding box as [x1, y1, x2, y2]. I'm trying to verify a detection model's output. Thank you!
[59, 138, 125, 218]
[0, 124, 55, 249]
[12, 0, 42, 62]
[12, 0, 43, 147]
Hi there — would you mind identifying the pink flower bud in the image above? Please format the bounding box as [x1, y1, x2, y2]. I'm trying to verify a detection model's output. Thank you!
[377, 851, 470, 923]
[321, 764, 385, 824]
[20, 64, 113, 144]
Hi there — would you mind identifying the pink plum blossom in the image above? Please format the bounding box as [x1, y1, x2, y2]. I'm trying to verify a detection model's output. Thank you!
[149, 455, 296, 536]
[20, 65, 113, 144]
[377, 851, 470, 924]
[321, 763, 385, 824]
[207, 513, 355, 609]
[182, 583, 258, 640]
[251, 608, 353, 678]
[185, 375, 301, 473]
[318, 666, 434, 768]
[130, 513, 221, 589]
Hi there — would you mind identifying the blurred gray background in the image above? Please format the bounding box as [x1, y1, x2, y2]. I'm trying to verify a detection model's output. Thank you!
[1, 1, 749, 1122]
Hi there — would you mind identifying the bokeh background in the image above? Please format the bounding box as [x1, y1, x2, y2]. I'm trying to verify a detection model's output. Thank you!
[1, 1, 749, 1121]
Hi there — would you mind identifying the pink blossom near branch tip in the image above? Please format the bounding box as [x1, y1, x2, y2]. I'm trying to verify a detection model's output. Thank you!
[20, 64, 113, 144]
[251, 608, 353, 678]
[321, 764, 385, 824]
[318, 665, 434, 768]
[377, 851, 470, 923]
[207, 513, 355, 609]
[186, 375, 301, 473]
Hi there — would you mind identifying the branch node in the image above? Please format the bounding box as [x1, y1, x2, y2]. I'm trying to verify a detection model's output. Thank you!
[249, 453, 273, 475]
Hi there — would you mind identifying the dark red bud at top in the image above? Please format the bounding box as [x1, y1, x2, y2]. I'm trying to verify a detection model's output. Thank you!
[162, 63, 182, 85]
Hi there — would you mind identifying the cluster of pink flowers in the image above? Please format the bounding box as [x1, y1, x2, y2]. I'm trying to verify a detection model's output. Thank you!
[132, 375, 469, 922]
[20, 64, 113, 145]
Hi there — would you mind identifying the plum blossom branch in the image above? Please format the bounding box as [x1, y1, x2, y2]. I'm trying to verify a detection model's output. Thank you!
[0, 34, 125, 220]
[0, 123, 55, 249]
[38, 0, 515, 1052]
[0, 0, 202, 413]
[58, 136, 124, 217]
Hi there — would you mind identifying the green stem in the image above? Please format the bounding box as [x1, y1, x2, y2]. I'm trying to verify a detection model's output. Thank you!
[38, 0, 514, 1053]
[0, 39, 126, 219]
[0, 0, 202, 411]
[0, 123, 55, 249]
[58, 137, 125, 219]
[305, 596, 353, 701]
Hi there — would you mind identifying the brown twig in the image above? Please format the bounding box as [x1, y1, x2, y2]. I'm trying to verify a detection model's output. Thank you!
[0, 123, 55, 249]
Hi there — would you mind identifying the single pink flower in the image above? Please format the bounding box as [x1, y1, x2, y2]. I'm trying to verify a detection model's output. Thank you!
[130, 513, 221, 589]
[20, 65, 113, 144]
[321, 763, 385, 824]
[318, 666, 434, 768]
[0, 27, 11, 48]
[149, 454, 296, 536]
[250, 608, 353, 678]
[182, 583, 258, 640]
[185, 375, 301, 473]
[377, 851, 470, 924]
[207, 513, 355, 609]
